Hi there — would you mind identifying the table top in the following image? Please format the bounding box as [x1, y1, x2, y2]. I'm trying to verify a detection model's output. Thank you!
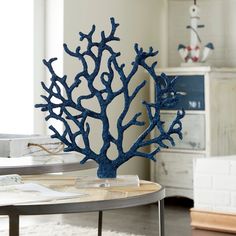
[0, 175, 165, 215]
[0, 153, 97, 175]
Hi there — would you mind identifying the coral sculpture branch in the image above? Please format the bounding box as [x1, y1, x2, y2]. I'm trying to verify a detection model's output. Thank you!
[35, 17, 185, 178]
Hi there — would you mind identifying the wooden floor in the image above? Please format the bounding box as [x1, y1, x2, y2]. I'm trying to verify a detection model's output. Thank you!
[63, 198, 233, 236]
[0, 198, 234, 235]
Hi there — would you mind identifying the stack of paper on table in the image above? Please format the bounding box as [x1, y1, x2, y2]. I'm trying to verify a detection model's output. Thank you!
[0, 183, 84, 206]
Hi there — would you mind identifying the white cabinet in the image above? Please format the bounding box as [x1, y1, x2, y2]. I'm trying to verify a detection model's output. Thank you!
[150, 67, 236, 199]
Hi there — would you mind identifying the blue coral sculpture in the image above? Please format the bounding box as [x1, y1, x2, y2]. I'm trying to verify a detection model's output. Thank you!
[35, 18, 184, 179]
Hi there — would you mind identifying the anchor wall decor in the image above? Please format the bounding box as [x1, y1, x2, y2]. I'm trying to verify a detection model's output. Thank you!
[178, 0, 214, 65]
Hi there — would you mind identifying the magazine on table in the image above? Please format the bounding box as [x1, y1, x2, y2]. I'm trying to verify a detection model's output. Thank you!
[0, 182, 84, 206]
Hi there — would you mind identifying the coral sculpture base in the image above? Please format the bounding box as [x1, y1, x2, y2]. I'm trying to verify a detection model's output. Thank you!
[75, 175, 140, 188]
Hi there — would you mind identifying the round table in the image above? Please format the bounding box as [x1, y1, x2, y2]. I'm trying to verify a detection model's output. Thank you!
[0, 175, 165, 236]
[0, 153, 97, 175]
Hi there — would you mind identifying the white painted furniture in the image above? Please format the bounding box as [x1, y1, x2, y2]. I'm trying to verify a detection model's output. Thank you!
[150, 67, 236, 199]
[0, 134, 63, 157]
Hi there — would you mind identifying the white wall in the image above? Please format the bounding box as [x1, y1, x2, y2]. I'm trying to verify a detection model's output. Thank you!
[62, 0, 166, 179]
[168, 0, 236, 67]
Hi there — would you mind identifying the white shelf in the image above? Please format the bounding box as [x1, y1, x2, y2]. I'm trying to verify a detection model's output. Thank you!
[155, 67, 236, 76]
[160, 110, 205, 115]
[160, 148, 206, 155]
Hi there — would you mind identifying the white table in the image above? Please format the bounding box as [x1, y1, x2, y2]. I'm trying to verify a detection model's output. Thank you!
[0, 153, 97, 175]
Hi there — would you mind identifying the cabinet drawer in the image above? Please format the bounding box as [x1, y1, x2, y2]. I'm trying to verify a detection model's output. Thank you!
[158, 75, 205, 110]
[160, 113, 205, 150]
[155, 152, 205, 189]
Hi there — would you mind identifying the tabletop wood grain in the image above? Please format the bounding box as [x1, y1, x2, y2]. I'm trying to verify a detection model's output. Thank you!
[21, 175, 163, 204]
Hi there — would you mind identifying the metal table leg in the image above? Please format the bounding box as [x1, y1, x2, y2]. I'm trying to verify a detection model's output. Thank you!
[158, 199, 165, 236]
[98, 211, 103, 236]
[9, 213, 19, 236]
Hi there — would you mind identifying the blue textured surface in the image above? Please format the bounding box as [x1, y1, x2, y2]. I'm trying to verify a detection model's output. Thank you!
[35, 18, 185, 178]
[159, 75, 205, 110]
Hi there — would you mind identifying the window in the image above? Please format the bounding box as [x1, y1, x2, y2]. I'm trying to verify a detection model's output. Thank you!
[0, 1, 34, 134]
